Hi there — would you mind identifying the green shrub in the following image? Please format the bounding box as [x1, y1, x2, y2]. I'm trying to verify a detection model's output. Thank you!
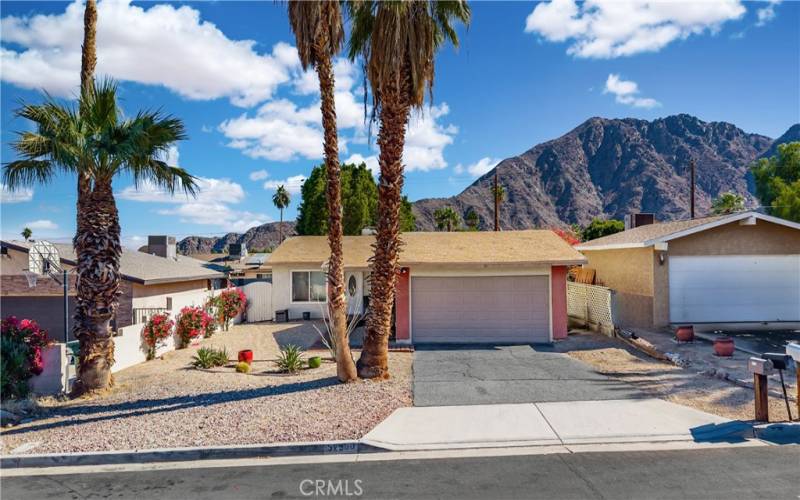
[235, 361, 251, 374]
[275, 344, 305, 373]
[1, 336, 32, 399]
[308, 356, 322, 369]
[191, 347, 229, 369]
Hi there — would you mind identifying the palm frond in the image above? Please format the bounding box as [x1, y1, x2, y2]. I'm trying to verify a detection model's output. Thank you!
[288, 0, 344, 69]
[2, 160, 57, 189]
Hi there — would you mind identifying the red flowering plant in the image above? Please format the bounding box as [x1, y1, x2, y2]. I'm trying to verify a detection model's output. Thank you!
[551, 228, 580, 246]
[1, 316, 52, 399]
[216, 288, 247, 331]
[176, 306, 213, 348]
[141, 312, 174, 360]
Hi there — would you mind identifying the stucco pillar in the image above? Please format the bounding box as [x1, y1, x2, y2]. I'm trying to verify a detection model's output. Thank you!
[395, 267, 410, 342]
[551, 266, 568, 340]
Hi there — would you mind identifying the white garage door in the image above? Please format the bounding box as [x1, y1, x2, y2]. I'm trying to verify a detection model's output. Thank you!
[669, 255, 800, 323]
[411, 276, 550, 344]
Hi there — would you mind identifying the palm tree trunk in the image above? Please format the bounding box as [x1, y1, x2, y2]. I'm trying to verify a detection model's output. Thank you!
[357, 72, 410, 380]
[315, 36, 357, 382]
[72, 179, 120, 395]
[76, 0, 97, 245]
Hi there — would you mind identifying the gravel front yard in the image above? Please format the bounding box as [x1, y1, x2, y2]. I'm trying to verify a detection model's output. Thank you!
[559, 331, 794, 422]
[1, 322, 412, 455]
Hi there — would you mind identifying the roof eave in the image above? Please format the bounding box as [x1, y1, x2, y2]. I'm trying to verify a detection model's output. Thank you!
[140, 273, 224, 286]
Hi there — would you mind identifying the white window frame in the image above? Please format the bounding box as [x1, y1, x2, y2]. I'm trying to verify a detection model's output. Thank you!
[291, 270, 327, 304]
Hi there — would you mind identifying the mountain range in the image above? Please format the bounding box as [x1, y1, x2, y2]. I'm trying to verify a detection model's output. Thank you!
[177, 114, 797, 254]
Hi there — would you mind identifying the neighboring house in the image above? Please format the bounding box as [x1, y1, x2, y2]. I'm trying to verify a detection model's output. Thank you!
[268, 230, 585, 344]
[575, 211, 800, 331]
[192, 253, 272, 286]
[1, 236, 226, 342]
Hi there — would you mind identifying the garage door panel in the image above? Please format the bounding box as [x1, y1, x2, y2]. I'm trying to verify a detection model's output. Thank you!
[669, 255, 800, 323]
[412, 276, 550, 343]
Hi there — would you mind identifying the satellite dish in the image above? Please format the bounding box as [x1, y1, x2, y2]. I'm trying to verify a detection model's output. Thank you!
[27, 240, 62, 278]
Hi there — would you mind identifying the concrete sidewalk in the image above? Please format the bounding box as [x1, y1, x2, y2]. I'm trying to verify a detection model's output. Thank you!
[362, 398, 758, 451]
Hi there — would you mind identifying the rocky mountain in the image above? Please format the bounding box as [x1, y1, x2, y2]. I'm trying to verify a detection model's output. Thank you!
[177, 221, 297, 255]
[413, 114, 790, 230]
[761, 123, 800, 159]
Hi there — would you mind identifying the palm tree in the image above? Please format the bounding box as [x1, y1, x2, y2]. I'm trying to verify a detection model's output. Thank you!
[272, 185, 291, 244]
[491, 170, 504, 231]
[464, 208, 479, 230]
[348, 0, 470, 378]
[21, 227, 32, 242]
[711, 192, 745, 215]
[288, 0, 357, 382]
[76, 0, 97, 244]
[434, 206, 460, 232]
[4, 80, 196, 394]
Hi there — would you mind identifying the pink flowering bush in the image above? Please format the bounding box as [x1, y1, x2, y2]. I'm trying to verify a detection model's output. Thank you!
[141, 313, 174, 360]
[176, 306, 213, 348]
[1, 316, 52, 399]
[216, 288, 247, 331]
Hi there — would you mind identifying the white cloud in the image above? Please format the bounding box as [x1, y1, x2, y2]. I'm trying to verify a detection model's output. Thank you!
[756, 0, 781, 26]
[117, 177, 267, 231]
[524, 0, 746, 58]
[603, 74, 661, 109]
[263, 175, 306, 195]
[454, 157, 501, 178]
[24, 219, 58, 230]
[344, 153, 379, 176]
[1, 184, 33, 203]
[403, 103, 457, 172]
[1, 0, 293, 106]
[158, 145, 180, 167]
[249, 169, 269, 181]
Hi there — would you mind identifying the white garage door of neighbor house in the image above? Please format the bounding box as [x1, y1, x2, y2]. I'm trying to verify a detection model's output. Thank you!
[669, 255, 800, 324]
[411, 276, 550, 344]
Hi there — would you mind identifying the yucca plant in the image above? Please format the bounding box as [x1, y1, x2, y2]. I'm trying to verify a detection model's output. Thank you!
[275, 344, 305, 373]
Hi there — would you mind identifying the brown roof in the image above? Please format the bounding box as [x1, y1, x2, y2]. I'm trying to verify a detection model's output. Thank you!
[268, 230, 586, 267]
[575, 211, 800, 250]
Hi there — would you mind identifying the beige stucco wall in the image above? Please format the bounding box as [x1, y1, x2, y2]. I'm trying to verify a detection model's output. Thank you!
[584, 219, 800, 329]
[271, 264, 368, 321]
[131, 279, 211, 312]
[582, 247, 656, 328]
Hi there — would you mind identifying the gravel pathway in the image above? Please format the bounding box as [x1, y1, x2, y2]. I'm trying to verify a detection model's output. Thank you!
[1, 322, 412, 455]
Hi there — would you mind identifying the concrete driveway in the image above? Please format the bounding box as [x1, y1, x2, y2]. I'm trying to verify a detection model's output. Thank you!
[413, 344, 643, 406]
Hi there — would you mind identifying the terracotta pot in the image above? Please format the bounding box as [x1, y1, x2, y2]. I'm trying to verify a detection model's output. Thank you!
[675, 325, 694, 342]
[238, 349, 254, 364]
[713, 336, 735, 357]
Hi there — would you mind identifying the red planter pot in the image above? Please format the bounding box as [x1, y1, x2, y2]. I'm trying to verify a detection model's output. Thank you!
[675, 325, 694, 342]
[713, 337, 735, 357]
[238, 349, 254, 364]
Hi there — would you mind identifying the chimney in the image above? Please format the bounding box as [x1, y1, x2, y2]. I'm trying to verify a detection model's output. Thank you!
[228, 243, 248, 260]
[148, 235, 177, 260]
[624, 213, 656, 230]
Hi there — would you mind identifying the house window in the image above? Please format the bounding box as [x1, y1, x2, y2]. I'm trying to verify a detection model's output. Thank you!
[292, 271, 326, 302]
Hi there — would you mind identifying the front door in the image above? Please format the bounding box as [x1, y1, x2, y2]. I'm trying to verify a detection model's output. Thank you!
[345, 271, 363, 316]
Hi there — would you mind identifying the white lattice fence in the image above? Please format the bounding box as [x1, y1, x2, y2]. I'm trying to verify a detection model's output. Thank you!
[567, 282, 615, 332]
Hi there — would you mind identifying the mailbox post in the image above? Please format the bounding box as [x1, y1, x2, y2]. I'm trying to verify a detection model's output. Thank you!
[748, 357, 773, 422]
[786, 343, 800, 419]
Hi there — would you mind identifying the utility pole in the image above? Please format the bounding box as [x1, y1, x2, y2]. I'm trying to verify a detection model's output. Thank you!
[494, 170, 500, 232]
[689, 159, 696, 219]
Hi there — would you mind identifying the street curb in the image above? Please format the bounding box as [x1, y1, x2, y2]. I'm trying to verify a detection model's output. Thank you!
[0, 440, 386, 469]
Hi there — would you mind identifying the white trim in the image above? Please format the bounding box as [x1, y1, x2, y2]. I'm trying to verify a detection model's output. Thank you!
[289, 269, 327, 305]
[411, 266, 551, 277]
[576, 212, 800, 251]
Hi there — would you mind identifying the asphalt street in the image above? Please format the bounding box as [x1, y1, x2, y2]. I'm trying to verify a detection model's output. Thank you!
[3, 446, 798, 499]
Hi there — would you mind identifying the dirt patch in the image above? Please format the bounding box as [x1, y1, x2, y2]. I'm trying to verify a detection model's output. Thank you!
[562, 332, 794, 422]
[1, 322, 412, 455]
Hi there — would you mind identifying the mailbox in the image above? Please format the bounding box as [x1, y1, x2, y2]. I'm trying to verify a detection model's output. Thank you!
[762, 353, 792, 371]
[786, 343, 800, 363]
[748, 357, 774, 376]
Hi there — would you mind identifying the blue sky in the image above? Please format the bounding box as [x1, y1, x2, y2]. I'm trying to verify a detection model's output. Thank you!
[1, 0, 798, 247]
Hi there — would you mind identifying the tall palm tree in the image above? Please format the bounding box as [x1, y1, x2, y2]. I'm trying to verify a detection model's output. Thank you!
[434, 206, 460, 232]
[348, 0, 470, 378]
[76, 0, 97, 241]
[4, 81, 196, 394]
[288, 0, 357, 382]
[272, 185, 291, 244]
[21, 227, 32, 242]
[491, 170, 504, 231]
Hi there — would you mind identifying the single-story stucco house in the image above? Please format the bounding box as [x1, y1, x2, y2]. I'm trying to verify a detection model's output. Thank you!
[268, 230, 586, 344]
[1, 236, 226, 342]
[575, 211, 800, 331]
